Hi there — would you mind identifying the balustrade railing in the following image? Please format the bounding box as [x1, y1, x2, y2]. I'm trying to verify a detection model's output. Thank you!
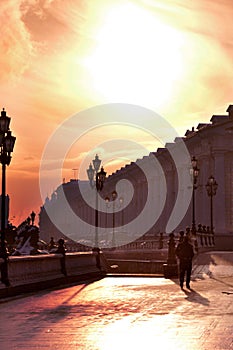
[108, 238, 162, 251]
[65, 230, 214, 253]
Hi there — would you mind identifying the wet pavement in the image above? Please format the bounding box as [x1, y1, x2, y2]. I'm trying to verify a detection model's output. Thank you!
[0, 273, 233, 350]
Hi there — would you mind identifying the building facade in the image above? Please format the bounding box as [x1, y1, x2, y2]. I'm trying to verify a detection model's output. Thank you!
[39, 105, 233, 249]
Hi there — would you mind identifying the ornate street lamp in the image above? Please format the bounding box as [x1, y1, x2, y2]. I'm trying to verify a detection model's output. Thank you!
[0, 108, 16, 287]
[87, 155, 106, 251]
[206, 175, 218, 244]
[190, 156, 199, 234]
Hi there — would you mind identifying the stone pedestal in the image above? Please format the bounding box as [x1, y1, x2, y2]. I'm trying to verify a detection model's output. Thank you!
[163, 263, 178, 278]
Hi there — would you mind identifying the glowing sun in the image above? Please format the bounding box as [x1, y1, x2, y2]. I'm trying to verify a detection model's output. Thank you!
[83, 3, 186, 109]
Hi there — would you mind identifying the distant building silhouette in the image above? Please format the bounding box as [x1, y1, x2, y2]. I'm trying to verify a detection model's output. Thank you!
[39, 105, 233, 249]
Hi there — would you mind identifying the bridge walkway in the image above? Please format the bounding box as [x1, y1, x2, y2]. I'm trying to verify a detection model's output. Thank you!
[0, 251, 232, 349]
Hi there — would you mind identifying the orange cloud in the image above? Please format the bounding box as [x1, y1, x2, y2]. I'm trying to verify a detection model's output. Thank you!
[0, 0, 36, 83]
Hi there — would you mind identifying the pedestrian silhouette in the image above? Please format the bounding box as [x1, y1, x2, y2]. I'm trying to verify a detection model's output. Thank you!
[167, 232, 176, 264]
[0, 244, 10, 287]
[178, 230, 184, 243]
[175, 235, 194, 290]
[48, 237, 56, 252]
[55, 238, 67, 276]
[185, 226, 191, 240]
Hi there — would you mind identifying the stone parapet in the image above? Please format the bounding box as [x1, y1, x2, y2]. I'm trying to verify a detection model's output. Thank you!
[0, 252, 106, 298]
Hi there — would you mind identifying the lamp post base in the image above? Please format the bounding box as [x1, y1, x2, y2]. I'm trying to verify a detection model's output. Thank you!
[0, 256, 10, 287]
[92, 247, 101, 269]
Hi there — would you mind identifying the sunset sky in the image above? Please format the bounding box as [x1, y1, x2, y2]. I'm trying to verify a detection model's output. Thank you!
[1, 0, 233, 226]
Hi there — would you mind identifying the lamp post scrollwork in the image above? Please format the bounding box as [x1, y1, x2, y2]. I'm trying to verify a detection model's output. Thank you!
[190, 156, 199, 235]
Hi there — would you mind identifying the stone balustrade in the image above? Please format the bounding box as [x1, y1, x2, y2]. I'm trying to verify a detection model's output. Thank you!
[0, 252, 106, 297]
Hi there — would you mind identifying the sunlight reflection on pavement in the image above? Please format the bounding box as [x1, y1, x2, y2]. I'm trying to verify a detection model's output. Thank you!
[0, 277, 233, 349]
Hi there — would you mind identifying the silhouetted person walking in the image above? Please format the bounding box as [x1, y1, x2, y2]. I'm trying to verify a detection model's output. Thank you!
[175, 235, 194, 289]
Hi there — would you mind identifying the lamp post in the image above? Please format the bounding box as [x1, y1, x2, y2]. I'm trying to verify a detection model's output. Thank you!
[87, 154, 106, 251]
[30, 211, 36, 226]
[119, 196, 124, 226]
[0, 108, 16, 287]
[206, 175, 218, 245]
[190, 156, 199, 234]
[105, 190, 117, 248]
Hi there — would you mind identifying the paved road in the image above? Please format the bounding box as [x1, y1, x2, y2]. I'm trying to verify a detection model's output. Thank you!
[0, 274, 233, 350]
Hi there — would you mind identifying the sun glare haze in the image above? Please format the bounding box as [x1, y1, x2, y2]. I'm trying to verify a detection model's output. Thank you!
[83, 3, 186, 109]
[0, 0, 233, 223]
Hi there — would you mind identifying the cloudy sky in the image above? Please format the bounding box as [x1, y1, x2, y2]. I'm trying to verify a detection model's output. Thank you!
[1, 0, 233, 225]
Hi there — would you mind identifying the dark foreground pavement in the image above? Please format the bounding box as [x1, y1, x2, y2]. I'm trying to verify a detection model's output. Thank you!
[0, 251, 233, 350]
